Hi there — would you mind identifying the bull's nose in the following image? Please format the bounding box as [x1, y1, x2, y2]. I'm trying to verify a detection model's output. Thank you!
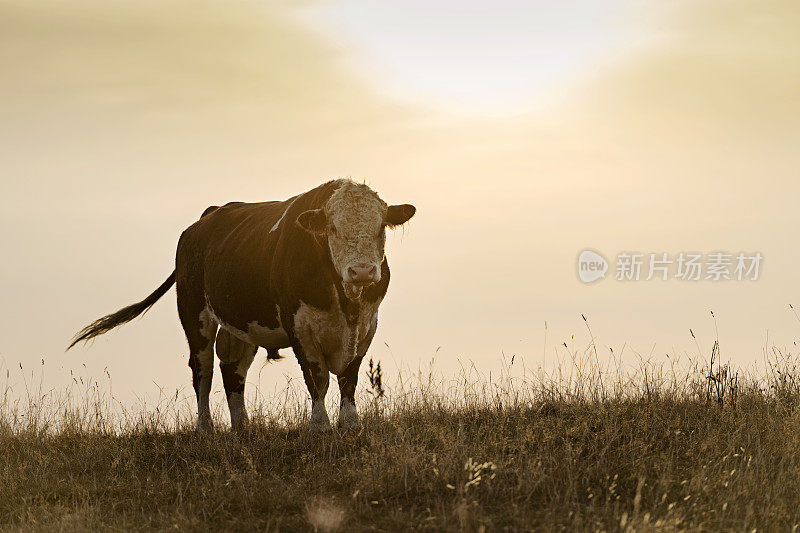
[347, 264, 378, 284]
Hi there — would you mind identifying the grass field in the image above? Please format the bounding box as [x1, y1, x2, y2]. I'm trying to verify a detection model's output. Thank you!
[2, 342, 800, 531]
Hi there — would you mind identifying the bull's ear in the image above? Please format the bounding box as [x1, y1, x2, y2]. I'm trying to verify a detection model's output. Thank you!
[296, 209, 327, 234]
[385, 204, 416, 228]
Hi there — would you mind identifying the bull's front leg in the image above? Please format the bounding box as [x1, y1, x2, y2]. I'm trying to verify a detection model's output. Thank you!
[337, 317, 377, 430]
[336, 355, 363, 429]
[292, 338, 331, 431]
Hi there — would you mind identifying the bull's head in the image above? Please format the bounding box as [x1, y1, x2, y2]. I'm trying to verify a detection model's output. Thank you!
[296, 181, 415, 297]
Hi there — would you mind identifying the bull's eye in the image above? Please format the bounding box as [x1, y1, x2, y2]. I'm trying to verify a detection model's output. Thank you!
[329, 224, 338, 236]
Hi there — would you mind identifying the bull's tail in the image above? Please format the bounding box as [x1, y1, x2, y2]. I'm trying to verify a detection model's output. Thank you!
[67, 272, 176, 350]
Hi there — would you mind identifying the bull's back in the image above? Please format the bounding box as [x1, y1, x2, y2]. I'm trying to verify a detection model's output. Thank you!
[176, 200, 290, 333]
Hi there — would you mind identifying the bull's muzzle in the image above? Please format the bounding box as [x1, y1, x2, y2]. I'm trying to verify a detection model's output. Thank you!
[345, 263, 379, 285]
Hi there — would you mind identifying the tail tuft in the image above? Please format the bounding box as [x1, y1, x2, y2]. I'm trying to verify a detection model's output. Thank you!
[67, 272, 176, 350]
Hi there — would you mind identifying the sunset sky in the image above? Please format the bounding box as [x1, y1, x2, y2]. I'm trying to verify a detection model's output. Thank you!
[1, 0, 798, 411]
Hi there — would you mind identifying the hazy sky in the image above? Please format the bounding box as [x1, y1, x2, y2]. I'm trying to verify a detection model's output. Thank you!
[1, 0, 798, 413]
[297, 0, 658, 114]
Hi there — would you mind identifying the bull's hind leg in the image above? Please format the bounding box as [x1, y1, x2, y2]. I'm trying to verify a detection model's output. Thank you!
[177, 283, 218, 432]
[215, 329, 257, 431]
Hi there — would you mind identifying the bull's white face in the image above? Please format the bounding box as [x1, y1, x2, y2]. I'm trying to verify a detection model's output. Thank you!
[327, 192, 386, 286]
[297, 181, 415, 295]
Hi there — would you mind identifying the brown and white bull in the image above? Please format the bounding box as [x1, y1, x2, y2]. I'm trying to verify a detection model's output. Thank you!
[68, 180, 415, 431]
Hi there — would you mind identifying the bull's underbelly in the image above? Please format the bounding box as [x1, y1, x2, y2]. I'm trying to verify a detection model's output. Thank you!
[225, 321, 290, 350]
[205, 304, 290, 350]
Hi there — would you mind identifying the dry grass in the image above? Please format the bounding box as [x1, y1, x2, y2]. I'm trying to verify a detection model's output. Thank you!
[2, 339, 800, 531]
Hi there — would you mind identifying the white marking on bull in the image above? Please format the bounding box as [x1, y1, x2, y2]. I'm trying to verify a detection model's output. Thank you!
[270, 198, 297, 232]
[294, 301, 345, 373]
[324, 182, 386, 286]
[293, 289, 380, 376]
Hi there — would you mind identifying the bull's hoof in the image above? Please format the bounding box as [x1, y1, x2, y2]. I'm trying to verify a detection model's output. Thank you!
[231, 417, 250, 434]
[309, 401, 331, 432]
[337, 417, 361, 431]
[309, 417, 332, 432]
[337, 402, 361, 430]
[195, 417, 214, 434]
